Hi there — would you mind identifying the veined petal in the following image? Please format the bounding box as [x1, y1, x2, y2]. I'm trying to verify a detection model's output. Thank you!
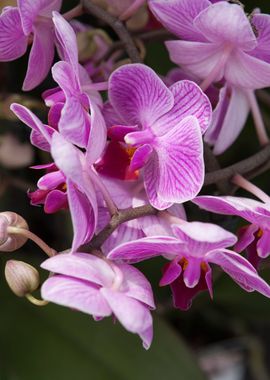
[166, 40, 224, 80]
[149, 0, 210, 41]
[41, 275, 112, 317]
[100, 288, 153, 349]
[44, 190, 67, 214]
[160, 260, 182, 286]
[86, 102, 107, 165]
[107, 236, 181, 263]
[41, 252, 115, 287]
[144, 153, 173, 210]
[129, 144, 153, 172]
[153, 80, 212, 136]
[0, 7, 28, 61]
[119, 264, 155, 309]
[23, 22, 54, 91]
[194, 2, 257, 50]
[156, 116, 204, 204]
[18, 0, 61, 35]
[206, 249, 270, 297]
[109, 63, 174, 126]
[225, 50, 270, 89]
[172, 222, 237, 257]
[193, 195, 270, 228]
[235, 224, 258, 253]
[205, 85, 249, 155]
[67, 179, 97, 251]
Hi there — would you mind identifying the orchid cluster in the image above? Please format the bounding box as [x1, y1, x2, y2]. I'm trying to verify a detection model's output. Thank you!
[1, 0, 270, 350]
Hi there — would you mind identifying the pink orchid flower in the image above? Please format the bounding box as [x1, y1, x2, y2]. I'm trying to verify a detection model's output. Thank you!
[108, 63, 212, 210]
[108, 221, 270, 310]
[41, 252, 155, 349]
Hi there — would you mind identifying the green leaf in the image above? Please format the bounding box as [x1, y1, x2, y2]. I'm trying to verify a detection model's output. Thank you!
[0, 284, 206, 380]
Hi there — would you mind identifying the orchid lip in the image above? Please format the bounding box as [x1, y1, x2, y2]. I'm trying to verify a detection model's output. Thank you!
[124, 129, 155, 147]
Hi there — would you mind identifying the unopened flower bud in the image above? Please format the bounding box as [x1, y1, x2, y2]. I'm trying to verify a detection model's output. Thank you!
[0, 212, 28, 252]
[5, 260, 40, 297]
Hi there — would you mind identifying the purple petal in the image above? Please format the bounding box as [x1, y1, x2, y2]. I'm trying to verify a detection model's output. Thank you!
[149, 0, 210, 41]
[48, 102, 63, 129]
[108, 125, 139, 141]
[170, 270, 210, 311]
[10, 103, 53, 149]
[119, 264, 155, 309]
[194, 2, 257, 50]
[41, 252, 115, 287]
[250, 14, 270, 63]
[144, 153, 173, 210]
[155, 116, 204, 204]
[109, 63, 174, 126]
[52, 61, 90, 147]
[207, 249, 270, 297]
[41, 275, 112, 317]
[193, 195, 270, 228]
[101, 288, 153, 349]
[37, 170, 65, 190]
[225, 50, 270, 89]
[166, 40, 224, 81]
[18, 0, 61, 35]
[183, 258, 202, 288]
[86, 102, 107, 165]
[160, 260, 182, 286]
[234, 224, 258, 253]
[107, 236, 181, 263]
[23, 22, 54, 91]
[205, 85, 249, 154]
[67, 180, 97, 251]
[44, 190, 67, 213]
[129, 144, 153, 172]
[172, 222, 237, 256]
[0, 7, 28, 61]
[153, 80, 212, 136]
[257, 229, 270, 258]
[52, 11, 78, 73]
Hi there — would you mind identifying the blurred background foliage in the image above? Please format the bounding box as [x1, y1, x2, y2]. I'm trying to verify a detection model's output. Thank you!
[1, 0, 270, 379]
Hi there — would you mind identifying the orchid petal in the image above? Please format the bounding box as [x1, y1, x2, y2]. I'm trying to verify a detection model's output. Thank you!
[41, 275, 112, 317]
[41, 252, 115, 287]
[156, 116, 204, 204]
[206, 249, 270, 297]
[0, 7, 28, 61]
[149, 0, 210, 41]
[109, 63, 174, 126]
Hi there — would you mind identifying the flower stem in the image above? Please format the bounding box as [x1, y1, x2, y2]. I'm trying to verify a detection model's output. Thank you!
[232, 174, 270, 203]
[119, 0, 146, 21]
[62, 4, 83, 20]
[246, 90, 269, 146]
[7, 227, 56, 257]
[26, 293, 49, 306]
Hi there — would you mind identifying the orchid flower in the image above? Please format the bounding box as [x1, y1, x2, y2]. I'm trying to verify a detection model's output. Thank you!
[149, 0, 270, 147]
[108, 221, 270, 310]
[0, 0, 62, 90]
[193, 195, 270, 260]
[108, 63, 212, 209]
[10, 103, 108, 251]
[41, 252, 155, 349]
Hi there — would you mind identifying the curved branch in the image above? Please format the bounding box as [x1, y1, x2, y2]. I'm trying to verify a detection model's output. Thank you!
[81, 0, 142, 63]
[204, 144, 270, 185]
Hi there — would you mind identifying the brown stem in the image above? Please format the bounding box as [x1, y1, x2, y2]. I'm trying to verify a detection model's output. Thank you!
[81, 0, 142, 63]
[80, 204, 157, 251]
[204, 144, 270, 186]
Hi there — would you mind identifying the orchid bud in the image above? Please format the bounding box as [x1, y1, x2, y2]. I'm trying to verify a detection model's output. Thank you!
[0, 212, 29, 252]
[5, 260, 40, 297]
